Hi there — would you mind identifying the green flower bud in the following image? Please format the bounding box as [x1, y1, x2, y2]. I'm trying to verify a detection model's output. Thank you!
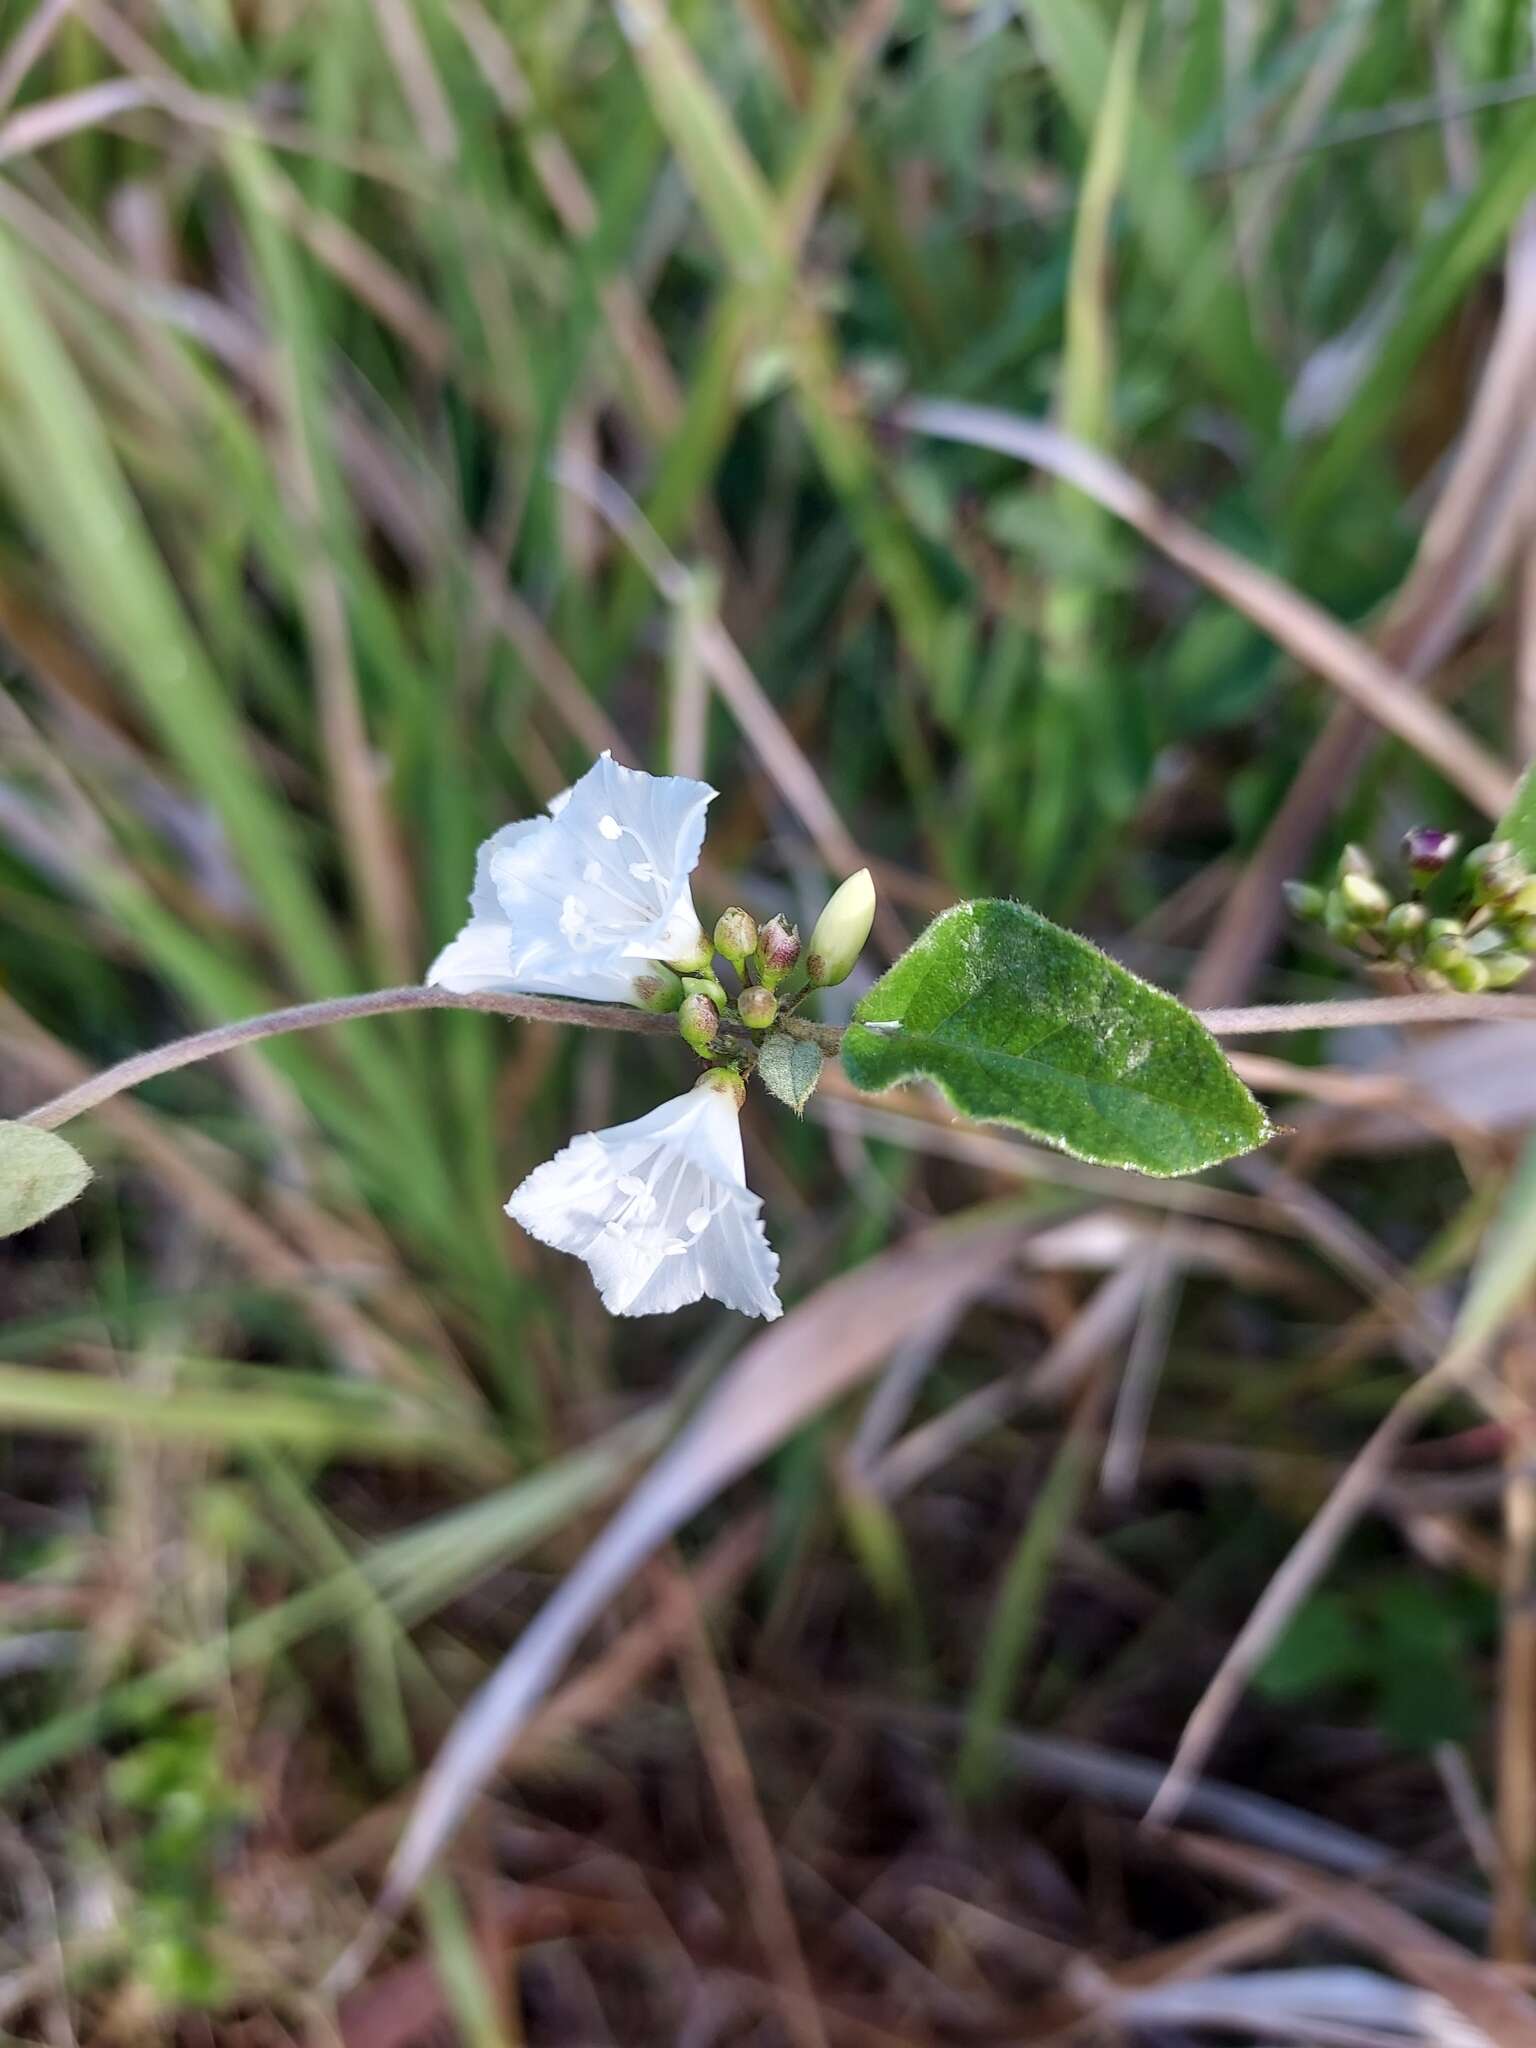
[678, 992, 720, 1057]
[1466, 840, 1528, 906]
[1513, 917, 1536, 956]
[630, 962, 685, 1013]
[1282, 880, 1326, 922]
[1509, 879, 1536, 919]
[1445, 953, 1491, 993]
[755, 914, 801, 988]
[695, 1066, 745, 1108]
[1383, 901, 1427, 945]
[1338, 842, 1376, 880]
[806, 868, 876, 988]
[1338, 872, 1390, 924]
[713, 907, 759, 969]
[682, 973, 727, 1012]
[1482, 951, 1530, 990]
[1426, 917, 1465, 943]
[1324, 889, 1358, 941]
[737, 986, 778, 1030]
[1425, 930, 1468, 974]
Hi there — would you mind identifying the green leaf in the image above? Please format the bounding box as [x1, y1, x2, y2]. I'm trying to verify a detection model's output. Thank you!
[756, 1032, 824, 1116]
[1255, 1594, 1367, 1703]
[0, 1122, 93, 1237]
[1498, 755, 1536, 867]
[840, 900, 1270, 1177]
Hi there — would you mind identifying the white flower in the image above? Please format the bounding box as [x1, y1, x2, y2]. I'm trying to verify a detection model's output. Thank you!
[428, 754, 714, 1003]
[506, 1077, 782, 1320]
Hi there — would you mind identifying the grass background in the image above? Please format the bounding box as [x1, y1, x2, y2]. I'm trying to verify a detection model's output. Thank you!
[4, 0, 1536, 2039]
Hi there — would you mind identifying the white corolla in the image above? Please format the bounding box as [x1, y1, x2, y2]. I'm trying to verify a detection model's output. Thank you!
[505, 1074, 782, 1320]
[428, 753, 713, 1004]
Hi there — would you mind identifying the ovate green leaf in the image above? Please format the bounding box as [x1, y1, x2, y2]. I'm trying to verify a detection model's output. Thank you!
[756, 1032, 823, 1116]
[0, 1122, 92, 1237]
[841, 900, 1269, 1177]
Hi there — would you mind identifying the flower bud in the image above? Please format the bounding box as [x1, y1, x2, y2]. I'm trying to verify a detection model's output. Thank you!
[714, 908, 759, 969]
[695, 1066, 745, 1108]
[1323, 889, 1358, 941]
[1424, 922, 1467, 974]
[1384, 901, 1427, 945]
[806, 868, 876, 988]
[1402, 826, 1460, 879]
[737, 986, 778, 1030]
[678, 992, 720, 1057]
[1466, 840, 1528, 906]
[1445, 953, 1491, 993]
[1338, 842, 1376, 881]
[665, 928, 716, 974]
[1338, 872, 1390, 924]
[1282, 880, 1326, 922]
[630, 962, 685, 1013]
[1482, 950, 1530, 990]
[682, 973, 727, 1012]
[755, 914, 801, 988]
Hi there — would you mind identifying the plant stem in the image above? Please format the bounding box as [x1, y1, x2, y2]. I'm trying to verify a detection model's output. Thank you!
[20, 984, 1536, 1135]
[1197, 993, 1536, 1034]
[18, 986, 845, 1132]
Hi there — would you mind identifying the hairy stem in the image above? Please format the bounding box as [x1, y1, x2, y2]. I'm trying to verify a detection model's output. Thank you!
[17, 985, 846, 1132]
[18, 984, 1536, 1134]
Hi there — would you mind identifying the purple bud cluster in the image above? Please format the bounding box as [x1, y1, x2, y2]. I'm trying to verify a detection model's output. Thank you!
[1284, 833, 1536, 994]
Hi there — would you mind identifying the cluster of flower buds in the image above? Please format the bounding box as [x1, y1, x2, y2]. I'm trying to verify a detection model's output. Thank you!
[1285, 829, 1536, 992]
[674, 868, 877, 1060]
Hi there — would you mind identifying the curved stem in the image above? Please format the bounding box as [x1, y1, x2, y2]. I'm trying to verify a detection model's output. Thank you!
[19, 984, 1536, 1135]
[18, 985, 842, 1132]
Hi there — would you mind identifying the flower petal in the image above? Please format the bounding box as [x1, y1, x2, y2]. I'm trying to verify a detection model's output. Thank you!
[490, 754, 713, 973]
[429, 819, 543, 993]
[505, 1086, 781, 1320]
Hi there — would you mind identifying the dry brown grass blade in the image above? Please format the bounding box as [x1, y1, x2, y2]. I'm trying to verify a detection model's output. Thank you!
[896, 396, 1516, 816]
[549, 457, 891, 931]
[0, 160, 627, 777]
[0, 0, 75, 114]
[0, 999, 460, 1401]
[854, 1697, 1496, 1935]
[276, 395, 419, 983]
[1006, 1906, 1308, 2041]
[1497, 1339, 1536, 1963]
[1521, 530, 1536, 763]
[673, 1567, 830, 2048]
[1187, 200, 1536, 1005]
[1145, 1345, 1471, 1829]
[448, 0, 685, 439]
[325, 1205, 1028, 1987]
[872, 1257, 1154, 1501]
[0, 78, 158, 162]
[316, 1517, 766, 1886]
[1173, 1833, 1536, 2048]
[811, 1080, 1298, 1230]
[369, 0, 458, 164]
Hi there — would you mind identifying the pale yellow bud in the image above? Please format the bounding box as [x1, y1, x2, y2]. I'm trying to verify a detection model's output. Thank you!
[806, 868, 876, 988]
